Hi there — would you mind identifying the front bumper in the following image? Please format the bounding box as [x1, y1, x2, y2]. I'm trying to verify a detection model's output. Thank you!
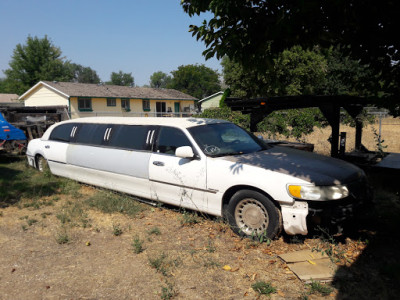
[281, 178, 372, 235]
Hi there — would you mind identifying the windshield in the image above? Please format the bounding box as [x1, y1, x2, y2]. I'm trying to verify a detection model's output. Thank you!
[188, 123, 269, 157]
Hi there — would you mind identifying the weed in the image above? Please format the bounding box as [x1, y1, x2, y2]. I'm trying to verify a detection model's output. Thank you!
[19, 215, 28, 220]
[56, 202, 90, 228]
[206, 238, 216, 253]
[23, 202, 40, 209]
[251, 281, 276, 296]
[0, 211, 3, 217]
[147, 226, 161, 236]
[307, 280, 333, 296]
[56, 230, 69, 244]
[203, 258, 221, 268]
[56, 212, 71, 224]
[179, 210, 200, 226]
[312, 226, 346, 263]
[21, 225, 27, 231]
[132, 235, 144, 254]
[149, 253, 169, 276]
[161, 282, 176, 300]
[27, 218, 38, 226]
[86, 190, 145, 218]
[113, 224, 123, 236]
[41, 212, 52, 219]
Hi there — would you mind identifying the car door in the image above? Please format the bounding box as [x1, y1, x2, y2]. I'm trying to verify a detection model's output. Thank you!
[43, 123, 78, 174]
[149, 126, 207, 211]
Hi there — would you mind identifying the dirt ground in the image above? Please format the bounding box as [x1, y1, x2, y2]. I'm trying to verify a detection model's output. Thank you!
[0, 182, 352, 300]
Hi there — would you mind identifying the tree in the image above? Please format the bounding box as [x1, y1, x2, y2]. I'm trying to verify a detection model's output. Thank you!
[168, 64, 221, 99]
[3, 35, 71, 94]
[149, 71, 171, 88]
[109, 71, 134, 86]
[67, 63, 100, 84]
[182, 1, 400, 104]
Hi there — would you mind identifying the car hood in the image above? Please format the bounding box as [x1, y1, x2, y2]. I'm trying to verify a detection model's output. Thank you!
[221, 146, 364, 185]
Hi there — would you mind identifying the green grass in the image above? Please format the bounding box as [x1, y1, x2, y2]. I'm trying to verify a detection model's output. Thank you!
[85, 190, 146, 218]
[307, 280, 333, 296]
[179, 210, 200, 226]
[251, 281, 276, 296]
[149, 253, 169, 276]
[132, 235, 144, 254]
[112, 224, 123, 236]
[147, 226, 161, 236]
[0, 155, 81, 208]
[55, 229, 69, 244]
[160, 283, 176, 300]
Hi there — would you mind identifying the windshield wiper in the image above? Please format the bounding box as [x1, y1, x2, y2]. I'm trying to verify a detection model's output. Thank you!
[212, 151, 245, 157]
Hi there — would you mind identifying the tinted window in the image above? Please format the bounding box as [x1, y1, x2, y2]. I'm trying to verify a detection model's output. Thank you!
[49, 123, 77, 142]
[74, 124, 110, 145]
[155, 127, 192, 155]
[109, 125, 150, 150]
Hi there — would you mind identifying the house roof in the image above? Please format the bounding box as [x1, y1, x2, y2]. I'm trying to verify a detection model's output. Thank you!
[19, 81, 198, 101]
[199, 91, 224, 103]
[0, 93, 19, 103]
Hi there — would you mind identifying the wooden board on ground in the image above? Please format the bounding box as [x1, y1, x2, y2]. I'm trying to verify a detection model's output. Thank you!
[279, 250, 337, 283]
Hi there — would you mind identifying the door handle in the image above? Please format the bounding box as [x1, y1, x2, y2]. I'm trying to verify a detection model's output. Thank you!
[45, 145, 50, 149]
[153, 161, 164, 166]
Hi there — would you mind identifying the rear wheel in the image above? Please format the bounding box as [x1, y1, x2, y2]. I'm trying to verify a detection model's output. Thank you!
[36, 155, 48, 172]
[226, 190, 282, 240]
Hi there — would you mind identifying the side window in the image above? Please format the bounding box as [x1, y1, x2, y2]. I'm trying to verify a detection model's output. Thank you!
[109, 125, 150, 150]
[155, 127, 192, 155]
[74, 124, 110, 145]
[49, 123, 77, 142]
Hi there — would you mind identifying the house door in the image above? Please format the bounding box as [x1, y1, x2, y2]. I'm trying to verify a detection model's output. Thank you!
[156, 102, 166, 117]
[174, 102, 180, 116]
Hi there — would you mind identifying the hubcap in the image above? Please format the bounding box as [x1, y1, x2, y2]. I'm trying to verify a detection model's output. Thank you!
[235, 198, 269, 235]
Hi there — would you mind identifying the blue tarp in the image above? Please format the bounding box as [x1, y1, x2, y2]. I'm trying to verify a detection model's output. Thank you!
[0, 113, 27, 141]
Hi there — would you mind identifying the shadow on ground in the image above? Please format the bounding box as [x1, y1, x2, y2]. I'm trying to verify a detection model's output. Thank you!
[332, 175, 400, 299]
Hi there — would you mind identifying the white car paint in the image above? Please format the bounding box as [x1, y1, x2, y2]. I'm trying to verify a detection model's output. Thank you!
[26, 117, 368, 237]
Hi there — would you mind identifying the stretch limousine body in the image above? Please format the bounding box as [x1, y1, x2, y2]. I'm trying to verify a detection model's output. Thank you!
[26, 117, 369, 238]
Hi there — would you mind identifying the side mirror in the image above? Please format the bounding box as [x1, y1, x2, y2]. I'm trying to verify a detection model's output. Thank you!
[175, 146, 195, 159]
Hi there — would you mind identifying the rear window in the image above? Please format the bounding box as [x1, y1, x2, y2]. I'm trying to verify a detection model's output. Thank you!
[49, 123, 77, 142]
[74, 124, 110, 146]
[108, 125, 150, 150]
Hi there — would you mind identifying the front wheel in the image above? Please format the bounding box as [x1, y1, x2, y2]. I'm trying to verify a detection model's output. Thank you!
[225, 190, 282, 240]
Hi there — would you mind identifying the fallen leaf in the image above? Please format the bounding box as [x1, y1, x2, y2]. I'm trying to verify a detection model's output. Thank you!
[222, 265, 232, 271]
[251, 273, 257, 281]
[277, 290, 285, 297]
[86, 241, 91, 246]
[230, 267, 239, 272]
[307, 260, 316, 265]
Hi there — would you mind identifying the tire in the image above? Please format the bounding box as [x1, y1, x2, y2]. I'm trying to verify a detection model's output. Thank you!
[36, 155, 48, 172]
[226, 190, 282, 240]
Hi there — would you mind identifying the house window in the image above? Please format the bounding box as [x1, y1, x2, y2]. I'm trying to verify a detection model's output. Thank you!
[78, 98, 92, 111]
[143, 99, 150, 111]
[107, 98, 116, 107]
[121, 98, 130, 110]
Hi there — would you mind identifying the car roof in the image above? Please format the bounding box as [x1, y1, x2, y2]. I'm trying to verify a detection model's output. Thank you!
[53, 117, 230, 129]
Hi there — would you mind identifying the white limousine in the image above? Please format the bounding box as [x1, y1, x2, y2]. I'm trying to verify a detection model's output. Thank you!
[26, 117, 369, 238]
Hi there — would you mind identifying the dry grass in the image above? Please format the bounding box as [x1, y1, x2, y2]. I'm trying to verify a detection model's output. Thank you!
[274, 117, 400, 155]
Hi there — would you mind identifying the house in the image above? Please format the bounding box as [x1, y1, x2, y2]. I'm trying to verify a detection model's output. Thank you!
[198, 91, 224, 111]
[19, 81, 197, 119]
[0, 93, 20, 103]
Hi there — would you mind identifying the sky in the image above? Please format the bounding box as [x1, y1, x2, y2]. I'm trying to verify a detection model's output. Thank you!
[0, 0, 220, 87]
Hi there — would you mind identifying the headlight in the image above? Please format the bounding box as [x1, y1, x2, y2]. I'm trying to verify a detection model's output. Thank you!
[287, 184, 349, 201]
